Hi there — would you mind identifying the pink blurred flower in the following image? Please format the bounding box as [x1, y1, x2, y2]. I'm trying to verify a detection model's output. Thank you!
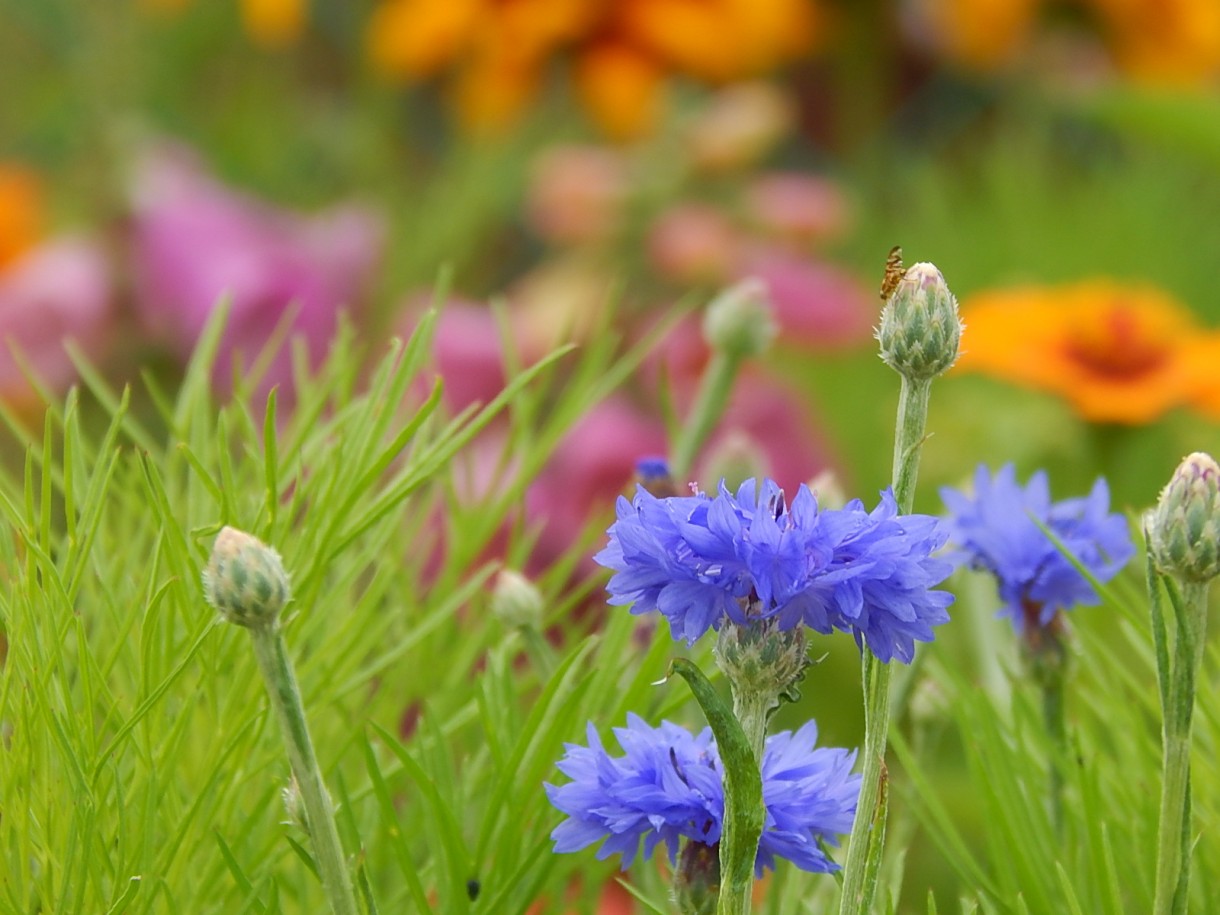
[736, 246, 875, 349]
[129, 145, 384, 394]
[416, 300, 508, 413]
[744, 172, 852, 246]
[526, 397, 667, 572]
[0, 238, 111, 404]
[525, 145, 631, 246]
[647, 203, 742, 285]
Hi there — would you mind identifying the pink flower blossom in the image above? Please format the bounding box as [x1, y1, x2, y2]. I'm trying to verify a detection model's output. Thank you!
[646, 203, 742, 285]
[0, 238, 111, 403]
[526, 145, 631, 246]
[129, 145, 384, 394]
[744, 172, 852, 245]
[526, 397, 667, 572]
[736, 246, 875, 349]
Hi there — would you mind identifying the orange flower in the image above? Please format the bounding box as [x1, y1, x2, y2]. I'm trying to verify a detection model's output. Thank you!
[1085, 0, 1220, 84]
[955, 280, 1220, 424]
[240, 0, 306, 48]
[916, 0, 1043, 69]
[366, 0, 822, 137]
[0, 165, 43, 269]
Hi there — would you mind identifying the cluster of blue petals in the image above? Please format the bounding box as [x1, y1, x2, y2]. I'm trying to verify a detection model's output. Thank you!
[545, 714, 860, 876]
[594, 478, 954, 663]
[940, 464, 1134, 628]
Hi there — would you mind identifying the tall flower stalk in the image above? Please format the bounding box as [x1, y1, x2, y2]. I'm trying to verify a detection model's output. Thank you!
[671, 278, 776, 479]
[940, 465, 1133, 838]
[840, 259, 961, 913]
[1146, 453, 1220, 915]
[204, 527, 359, 915]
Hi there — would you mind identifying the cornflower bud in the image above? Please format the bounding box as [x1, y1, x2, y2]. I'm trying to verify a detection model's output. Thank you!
[203, 526, 289, 629]
[702, 278, 777, 360]
[716, 614, 808, 707]
[673, 839, 720, 915]
[877, 262, 962, 380]
[491, 569, 544, 631]
[1148, 452, 1220, 583]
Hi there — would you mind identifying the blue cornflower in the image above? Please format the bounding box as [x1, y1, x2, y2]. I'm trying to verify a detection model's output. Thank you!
[594, 477, 954, 662]
[545, 714, 860, 876]
[940, 464, 1134, 628]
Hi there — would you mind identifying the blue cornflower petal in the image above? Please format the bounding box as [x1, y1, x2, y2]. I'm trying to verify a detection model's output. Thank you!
[597, 478, 954, 659]
[940, 464, 1135, 627]
[546, 716, 861, 875]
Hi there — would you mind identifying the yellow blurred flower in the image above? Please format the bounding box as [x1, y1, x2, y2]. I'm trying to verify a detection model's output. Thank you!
[366, 0, 822, 138]
[955, 281, 1220, 425]
[240, 0, 305, 47]
[140, 0, 304, 47]
[913, 0, 1043, 69]
[1084, 0, 1220, 84]
[915, 0, 1220, 83]
[0, 165, 43, 269]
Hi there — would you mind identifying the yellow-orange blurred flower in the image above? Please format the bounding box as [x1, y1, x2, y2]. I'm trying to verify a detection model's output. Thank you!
[955, 281, 1220, 424]
[366, 0, 822, 137]
[240, 0, 305, 48]
[140, 0, 305, 46]
[1085, 0, 1220, 84]
[915, 0, 1043, 69]
[0, 165, 43, 269]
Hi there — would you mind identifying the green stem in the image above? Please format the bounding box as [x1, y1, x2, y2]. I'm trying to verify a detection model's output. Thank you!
[672, 352, 742, 480]
[1153, 579, 1208, 915]
[839, 374, 932, 915]
[839, 652, 892, 913]
[250, 626, 359, 915]
[890, 376, 931, 515]
[1040, 663, 1067, 838]
[731, 685, 774, 773]
[670, 659, 763, 915]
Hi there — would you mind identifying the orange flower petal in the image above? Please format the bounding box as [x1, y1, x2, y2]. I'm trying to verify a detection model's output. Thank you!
[575, 43, 665, 140]
[0, 165, 43, 270]
[956, 280, 1220, 424]
[241, 0, 305, 47]
[367, 0, 485, 79]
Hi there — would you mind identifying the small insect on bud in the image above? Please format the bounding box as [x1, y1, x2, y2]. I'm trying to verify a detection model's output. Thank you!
[702, 277, 777, 360]
[877, 260, 963, 380]
[491, 569, 544, 631]
[203, 526, 290, 629]
[1148, 452, 1220, 583]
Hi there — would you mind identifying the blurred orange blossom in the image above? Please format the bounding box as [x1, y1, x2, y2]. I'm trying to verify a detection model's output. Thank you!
[366, 0, 823, 137]
[0, 165, 43, 269]
[919, 0, 1220, 82]
[954, 281, 1220, 424]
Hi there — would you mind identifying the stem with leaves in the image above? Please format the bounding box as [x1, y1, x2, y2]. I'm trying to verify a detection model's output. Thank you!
[839, 373, 931, 914]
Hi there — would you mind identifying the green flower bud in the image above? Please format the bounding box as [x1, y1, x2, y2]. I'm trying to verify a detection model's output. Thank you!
[702, 278, 777, 359]
[716, 614, 808, 706]
[1148, 452, 1220, 583]
[490, 569, 544, 631]
[877, 262, 962, 380]
[673, 840, 720, 915]
[203, 526, 290, 629]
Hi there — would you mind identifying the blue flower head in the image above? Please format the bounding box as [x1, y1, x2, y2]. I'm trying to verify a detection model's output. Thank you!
[545, 715, 860, 876]
[594, 477, 954, 662]
[940, 464, 1134, 628]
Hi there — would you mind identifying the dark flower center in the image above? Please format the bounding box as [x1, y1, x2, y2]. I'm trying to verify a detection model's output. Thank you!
[1060, 305, 1171, 380]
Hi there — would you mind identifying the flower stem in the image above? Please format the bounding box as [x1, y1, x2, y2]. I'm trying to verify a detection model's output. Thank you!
[1039, 659, 1067, 837]
[839, 374, 931, 915]
[890, 376, 931, 515]
[672, 351, 741, 480]
[249, 625, 359, 915]
[1153, 579, 1208, 915]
